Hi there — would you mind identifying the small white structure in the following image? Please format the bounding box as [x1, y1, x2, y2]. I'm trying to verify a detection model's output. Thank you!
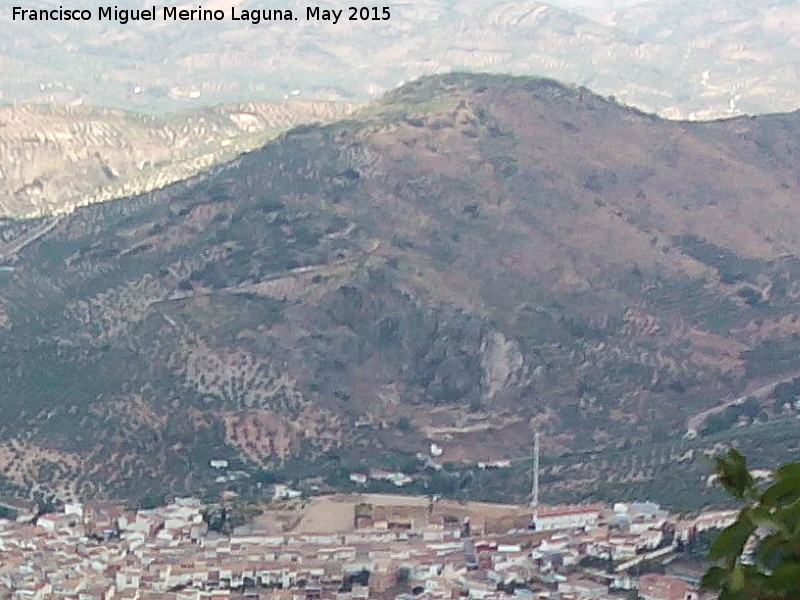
[349, 473, 367, 485]
[273, 484, 302, 500]
[388, 473, 414, 487]
[63, 502, 84, 519]
[209, 459, 229, 469]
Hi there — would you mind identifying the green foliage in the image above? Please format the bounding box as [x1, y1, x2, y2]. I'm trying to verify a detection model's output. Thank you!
[203, 501, 263, 534]
[678, 528, 718, 559]
[253, 470, 277, 485]
[701, 397, 761, 436]
[33, 492, 59, 515]
[674, 234, 763, 285]
[204, 506, 228, 532]
[579, 555, 614, 570]
[138, 493, 167, 510]
[737, 286, 763, 306]
[702, 449, 800, 599]
[5, 73, 800, 505]
[628, 559, 666, 575]
[772, 378, 800, 409]
[743, 336, 800, 378]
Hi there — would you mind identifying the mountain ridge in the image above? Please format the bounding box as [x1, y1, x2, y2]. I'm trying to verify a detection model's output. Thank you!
[3, 0, 800, 119]
[0, 100, 359, 218]
[1, 73, 799, 505]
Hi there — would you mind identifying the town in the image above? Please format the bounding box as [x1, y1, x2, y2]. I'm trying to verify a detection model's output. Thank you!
[0, 484, 735, 600]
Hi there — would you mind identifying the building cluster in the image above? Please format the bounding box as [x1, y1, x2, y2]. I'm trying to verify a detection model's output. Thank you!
[348, 470, 415, 488]
[0, 495, 736, 600]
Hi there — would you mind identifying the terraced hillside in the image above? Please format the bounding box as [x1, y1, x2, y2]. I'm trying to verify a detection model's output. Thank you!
[1, 74, 800, 504]
[0, 101, 358, 218]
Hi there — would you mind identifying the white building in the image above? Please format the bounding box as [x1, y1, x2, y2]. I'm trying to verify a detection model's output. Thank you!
[532, 504, 603, 531]
[273, 484, 302, 500]
[349, 473, 367, 485]
[63, 502, 84, 519]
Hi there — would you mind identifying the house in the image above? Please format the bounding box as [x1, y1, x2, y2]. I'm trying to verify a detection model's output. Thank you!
[532, 504, 603, 532]
[349, 473, 367, 485]
[63, 502, 85, 520]
[368, 469, 393, 481]
[477, 460, 511, 470]
[36, 512, 72, 533]
[273, 484, 302, 500]
[387, 473, 414, 487]
[367, 469, 413, 487]
[613, 502, 668, 530]
[638, 574, 698, 600]
[557, 578, 608, 599]
[692, 510, 737, 534]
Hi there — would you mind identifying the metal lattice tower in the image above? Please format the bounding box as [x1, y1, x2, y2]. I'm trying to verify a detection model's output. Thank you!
[531, 431, 540, 508]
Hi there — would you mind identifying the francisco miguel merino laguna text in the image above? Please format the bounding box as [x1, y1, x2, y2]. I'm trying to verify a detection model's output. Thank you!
[11, 5, 391, 25]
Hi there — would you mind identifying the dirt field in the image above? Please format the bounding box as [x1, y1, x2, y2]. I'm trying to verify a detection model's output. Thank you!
[293, 496, 358, 533]
[286, 493, 533, 534]
[357, 494, 431, 507]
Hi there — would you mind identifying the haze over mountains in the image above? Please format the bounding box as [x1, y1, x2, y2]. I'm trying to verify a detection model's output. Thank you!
[4, 0, 798, 223]
[0, 101, 357, 218]
[0, 74, 799, 504]
[2, 0, 800, 119]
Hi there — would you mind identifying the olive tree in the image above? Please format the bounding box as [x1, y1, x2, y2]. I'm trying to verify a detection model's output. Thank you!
[702, 449, 800, 599]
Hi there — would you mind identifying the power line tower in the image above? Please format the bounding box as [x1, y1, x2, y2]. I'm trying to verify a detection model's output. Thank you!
[530, 431, 540, 508]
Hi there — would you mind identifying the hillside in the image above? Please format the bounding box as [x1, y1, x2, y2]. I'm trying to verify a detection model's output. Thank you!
[1, 74, 800, 504]
[0, 101, 358, 218]
[1, 0, 799, 119]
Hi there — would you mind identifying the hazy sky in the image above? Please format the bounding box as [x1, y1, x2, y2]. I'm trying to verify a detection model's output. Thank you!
[544, 0, 647, 14]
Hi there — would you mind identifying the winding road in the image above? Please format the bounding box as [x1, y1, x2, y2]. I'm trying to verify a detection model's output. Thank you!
[685, 369, 800, 433]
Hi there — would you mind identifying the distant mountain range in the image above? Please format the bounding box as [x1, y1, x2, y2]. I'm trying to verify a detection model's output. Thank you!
[0, 74, 799, 505]
[1, 0, 799, 119]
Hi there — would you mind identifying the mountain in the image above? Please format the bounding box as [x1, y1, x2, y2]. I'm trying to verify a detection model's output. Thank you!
[2, 0, 800, 119]
[0, 101, 358, 218]
[1, 73, 800, 505]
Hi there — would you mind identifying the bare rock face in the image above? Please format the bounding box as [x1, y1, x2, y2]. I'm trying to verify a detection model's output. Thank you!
[481, 331, 525, 400]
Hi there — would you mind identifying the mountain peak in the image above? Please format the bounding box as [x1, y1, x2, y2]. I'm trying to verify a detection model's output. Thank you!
[0, 76, 798, 505]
